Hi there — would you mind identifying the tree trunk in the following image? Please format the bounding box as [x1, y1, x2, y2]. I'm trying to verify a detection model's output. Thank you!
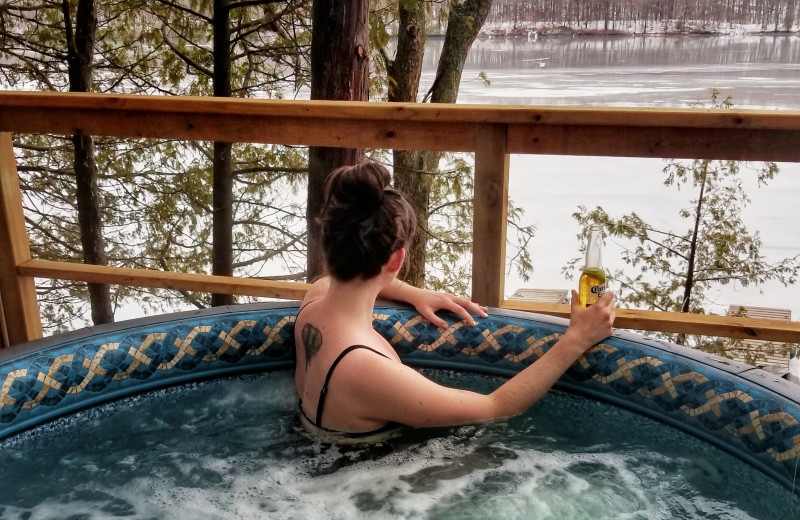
[211, 0, 234, 306]
[681, 162, 708, 314]
[408, 0, 492, 286]
[427, 0, 493, 106]
[677, 161, 708, 345]
[306, 0, 369, 280]
[64, 0, 113, 325]
[785, 0, 796, 30]
[388, 2, 428, 286]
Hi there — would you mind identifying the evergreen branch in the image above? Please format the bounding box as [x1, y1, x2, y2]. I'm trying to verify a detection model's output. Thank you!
[189, 141, 214, 160]
[233, 218, 304, 238]
[160, 25, 213, 78]
[98, 41, 167, 92]
[23, 189, 76, 209]
[0, 48, 59, 88]
[234, 202, 305, 220]
[378, 44, 391, 71]
[232, 234, 306, 269]
[228, 0, 286, 10]
[11, 140, 71, 152]
[615, 278, 673, 313]
[25, 217, 82, 254]
[16, 165, 73, 176]
[2, 3, 53, 12]
[97, 43, 186, 95]
[429, 198, 472, 214]
[233, 165, 308, 175]
[506, 219, 534, 278]
[153, 0, 212, 23]
[230, 3, 296, 42]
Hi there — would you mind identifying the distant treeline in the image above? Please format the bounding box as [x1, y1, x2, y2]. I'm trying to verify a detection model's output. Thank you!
[486, 0, 798, 32]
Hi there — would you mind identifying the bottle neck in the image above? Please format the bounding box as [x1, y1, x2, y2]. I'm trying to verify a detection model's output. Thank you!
[584, 229, 603, 269]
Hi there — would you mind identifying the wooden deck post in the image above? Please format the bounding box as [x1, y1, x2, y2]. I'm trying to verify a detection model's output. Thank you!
[472, 124, 510, 307]
[0, 293, 9, 349]
[0, 132, 42, 347]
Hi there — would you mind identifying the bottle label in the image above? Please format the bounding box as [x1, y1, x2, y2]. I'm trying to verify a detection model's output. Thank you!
[578, 269, 606, 308]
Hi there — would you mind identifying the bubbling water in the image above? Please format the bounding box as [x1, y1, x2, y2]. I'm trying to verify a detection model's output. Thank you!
[0, 371, 796, 519]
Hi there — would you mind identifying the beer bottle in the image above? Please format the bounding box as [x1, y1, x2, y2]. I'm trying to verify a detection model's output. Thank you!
[578, 225, 606, 307]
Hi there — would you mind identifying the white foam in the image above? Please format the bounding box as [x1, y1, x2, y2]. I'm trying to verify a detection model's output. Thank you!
[32, 434, 759, 520]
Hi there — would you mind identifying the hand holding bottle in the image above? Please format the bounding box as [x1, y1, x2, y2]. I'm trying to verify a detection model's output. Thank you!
[564, 289, 616, 354]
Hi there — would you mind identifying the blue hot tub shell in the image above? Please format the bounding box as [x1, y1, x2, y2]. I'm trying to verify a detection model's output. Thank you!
[1, 302, 798, 495]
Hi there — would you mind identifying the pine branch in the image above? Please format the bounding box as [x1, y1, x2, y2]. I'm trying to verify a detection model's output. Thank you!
[232, 233, 306, 269]
[228, 0, 287, 10]
[153, 0, 212, 23]
[160, 24, 213, 78]
[25, 216, 83, 254]
[233, 165, 308, 175]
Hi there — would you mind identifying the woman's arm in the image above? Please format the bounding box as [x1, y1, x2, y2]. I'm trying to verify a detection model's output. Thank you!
[340, 290, 615, 427]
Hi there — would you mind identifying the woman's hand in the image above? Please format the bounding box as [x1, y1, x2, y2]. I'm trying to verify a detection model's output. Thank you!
[411, 288, 488, 328]
[562, 289, 615, 354]
[381, 280, 487, 328]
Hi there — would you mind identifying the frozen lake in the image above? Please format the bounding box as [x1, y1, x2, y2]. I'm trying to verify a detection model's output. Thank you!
[420, 34, 800, 319]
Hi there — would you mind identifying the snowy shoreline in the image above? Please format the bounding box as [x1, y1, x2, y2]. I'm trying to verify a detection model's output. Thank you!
[473, 20, 800, 38]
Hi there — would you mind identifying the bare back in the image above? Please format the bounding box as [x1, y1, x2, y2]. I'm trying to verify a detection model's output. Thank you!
[294, 293, 400, 434]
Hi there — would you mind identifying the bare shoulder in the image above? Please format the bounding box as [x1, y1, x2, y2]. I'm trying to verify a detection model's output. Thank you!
[301, 276, 331, 308]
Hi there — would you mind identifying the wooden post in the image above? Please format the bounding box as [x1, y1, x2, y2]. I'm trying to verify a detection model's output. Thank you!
[0, 294, 9, 349]
[0, 132, 42, 346]
[472, 124, 510, 307]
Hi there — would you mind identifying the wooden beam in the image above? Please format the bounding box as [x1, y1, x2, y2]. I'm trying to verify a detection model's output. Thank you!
[2, 92, 800, 159]
[0, 133, 42, 346]
[501, 299, 800, 343]
[18, 259, 311, 300]
[2, 91, 800, 128]
[0, 108, 478, 152]
[507, 124, 800, 162]
[472, 124, 509, 307]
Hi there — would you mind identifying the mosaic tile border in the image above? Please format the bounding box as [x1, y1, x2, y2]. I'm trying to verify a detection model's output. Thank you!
[1, 302, 798, 495]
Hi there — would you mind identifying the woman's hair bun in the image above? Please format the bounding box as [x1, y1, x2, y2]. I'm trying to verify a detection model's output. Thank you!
[325, 163, 390, 213]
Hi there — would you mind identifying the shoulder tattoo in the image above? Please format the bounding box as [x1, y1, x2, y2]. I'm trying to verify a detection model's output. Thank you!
[301, 323, 323, 368]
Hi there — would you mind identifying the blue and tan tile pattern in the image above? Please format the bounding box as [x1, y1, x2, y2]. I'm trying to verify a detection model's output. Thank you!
[1, 303, 799, 494]
[0, 309, 297, 435]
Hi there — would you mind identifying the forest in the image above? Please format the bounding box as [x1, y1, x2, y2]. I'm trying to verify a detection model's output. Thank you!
[484, 0, 799, 32]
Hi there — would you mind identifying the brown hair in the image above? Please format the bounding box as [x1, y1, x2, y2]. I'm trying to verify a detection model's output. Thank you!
[319, 163, 416, 281]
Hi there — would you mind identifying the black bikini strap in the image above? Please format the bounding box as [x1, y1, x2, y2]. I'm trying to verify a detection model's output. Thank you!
[296, 299, 319, 318]
[316, 345, 390, 427]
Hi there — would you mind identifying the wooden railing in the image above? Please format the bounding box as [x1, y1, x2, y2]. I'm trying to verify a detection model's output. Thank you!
[1, 91, 799, 348]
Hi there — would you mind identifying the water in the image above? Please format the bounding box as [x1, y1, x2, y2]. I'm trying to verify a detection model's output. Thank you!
[0, 371, 796, 519]
[426, 35, 800, 108]
[421, 35, 800, 319]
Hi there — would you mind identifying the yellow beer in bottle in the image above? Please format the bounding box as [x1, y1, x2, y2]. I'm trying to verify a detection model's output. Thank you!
[578, 225, 606, 307]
